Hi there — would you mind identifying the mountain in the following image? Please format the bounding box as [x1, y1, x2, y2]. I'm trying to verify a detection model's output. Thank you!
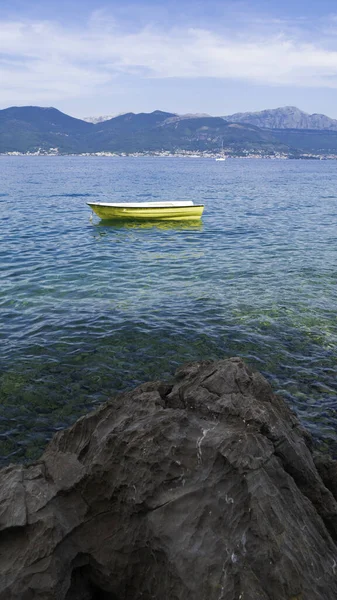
[268, 128, 337, 153]
[3, 105, 337, 155]
[83, 114, 123, 124]
[0, 106, 93, 153]
[223, 106, 337, 131]
[83, 112, 287, 154]
[97, 110, 176, 132]
[83, 112, 210, 124]
[157, 116, 283, 153]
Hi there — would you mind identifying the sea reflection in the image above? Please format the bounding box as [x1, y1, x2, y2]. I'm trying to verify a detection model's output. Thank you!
[93, 218, 203, 231]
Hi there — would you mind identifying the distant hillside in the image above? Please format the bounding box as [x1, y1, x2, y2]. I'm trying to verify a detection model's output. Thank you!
[3, 105, 337, 155]
[83, 112, 210, 124]
[223, 106, 337, 131]
[0, 106, 93, 153]
[84, 112, 287, 154]
[0, 106, 289, 155]
[270, 128, 337, 154]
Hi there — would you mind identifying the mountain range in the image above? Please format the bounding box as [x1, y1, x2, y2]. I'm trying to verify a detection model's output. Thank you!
[3, 105, 337, 155]
[86, 106, 337, 132]
[223, 106, 337, 131]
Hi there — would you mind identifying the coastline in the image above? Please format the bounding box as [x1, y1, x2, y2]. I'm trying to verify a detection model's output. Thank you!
[1, 150, 336, 159]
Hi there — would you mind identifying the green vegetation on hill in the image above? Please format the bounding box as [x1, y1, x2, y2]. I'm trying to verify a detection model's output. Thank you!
[2, 105, 337, 155]
[271, 128, 337, 154]
[0, 106, 93, 154]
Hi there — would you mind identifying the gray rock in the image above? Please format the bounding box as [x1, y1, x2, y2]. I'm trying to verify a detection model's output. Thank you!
[223, 106, 337, 130]
[0, 358, 337, 599]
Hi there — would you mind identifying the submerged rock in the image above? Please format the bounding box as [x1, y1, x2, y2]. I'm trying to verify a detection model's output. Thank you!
[0, 358, 337, 599]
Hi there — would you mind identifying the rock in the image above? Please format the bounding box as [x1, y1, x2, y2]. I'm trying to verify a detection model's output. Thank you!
[314, 453, 337, 501]
[223, 106, 337, 131]
[0, 357, 337, 599]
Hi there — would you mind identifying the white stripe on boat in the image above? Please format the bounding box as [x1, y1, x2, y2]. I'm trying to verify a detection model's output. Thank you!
[87, 201, 196, 208]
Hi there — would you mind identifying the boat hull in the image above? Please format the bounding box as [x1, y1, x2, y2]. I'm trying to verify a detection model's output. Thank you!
[88, 203, 204, 221]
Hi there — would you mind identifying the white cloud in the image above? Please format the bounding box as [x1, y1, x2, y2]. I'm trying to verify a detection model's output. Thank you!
[2, 15, 337, 106]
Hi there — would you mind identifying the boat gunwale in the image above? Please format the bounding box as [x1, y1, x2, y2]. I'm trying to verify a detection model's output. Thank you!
[87, 202, 205, 209]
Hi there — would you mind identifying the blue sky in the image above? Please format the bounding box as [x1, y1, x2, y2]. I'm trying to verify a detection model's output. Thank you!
[2, 0, 337, 118]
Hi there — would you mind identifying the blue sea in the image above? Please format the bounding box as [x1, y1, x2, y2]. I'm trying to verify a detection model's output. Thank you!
[1, 156, 336, 463]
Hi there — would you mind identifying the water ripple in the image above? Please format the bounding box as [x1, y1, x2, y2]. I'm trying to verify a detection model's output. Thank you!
[0, 156, 336, 463]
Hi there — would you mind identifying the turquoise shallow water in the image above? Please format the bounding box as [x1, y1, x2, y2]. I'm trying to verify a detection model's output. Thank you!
[1, 156, 337, 463]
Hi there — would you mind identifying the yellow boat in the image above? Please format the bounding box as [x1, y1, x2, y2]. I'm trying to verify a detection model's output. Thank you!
[87, 201, 204, 221]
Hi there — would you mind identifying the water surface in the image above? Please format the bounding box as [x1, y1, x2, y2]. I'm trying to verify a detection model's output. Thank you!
[1, 156, 336, 462]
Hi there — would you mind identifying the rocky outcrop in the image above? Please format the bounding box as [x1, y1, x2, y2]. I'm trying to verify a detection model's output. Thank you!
[224, 106, 337, 130]
[1, 357, 337, 600]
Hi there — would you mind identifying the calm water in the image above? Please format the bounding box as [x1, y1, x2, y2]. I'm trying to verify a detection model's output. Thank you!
[1, 156, 336, 463]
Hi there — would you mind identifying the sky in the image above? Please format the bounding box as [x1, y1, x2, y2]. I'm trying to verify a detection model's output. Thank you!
[2, 0, 337, 118]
